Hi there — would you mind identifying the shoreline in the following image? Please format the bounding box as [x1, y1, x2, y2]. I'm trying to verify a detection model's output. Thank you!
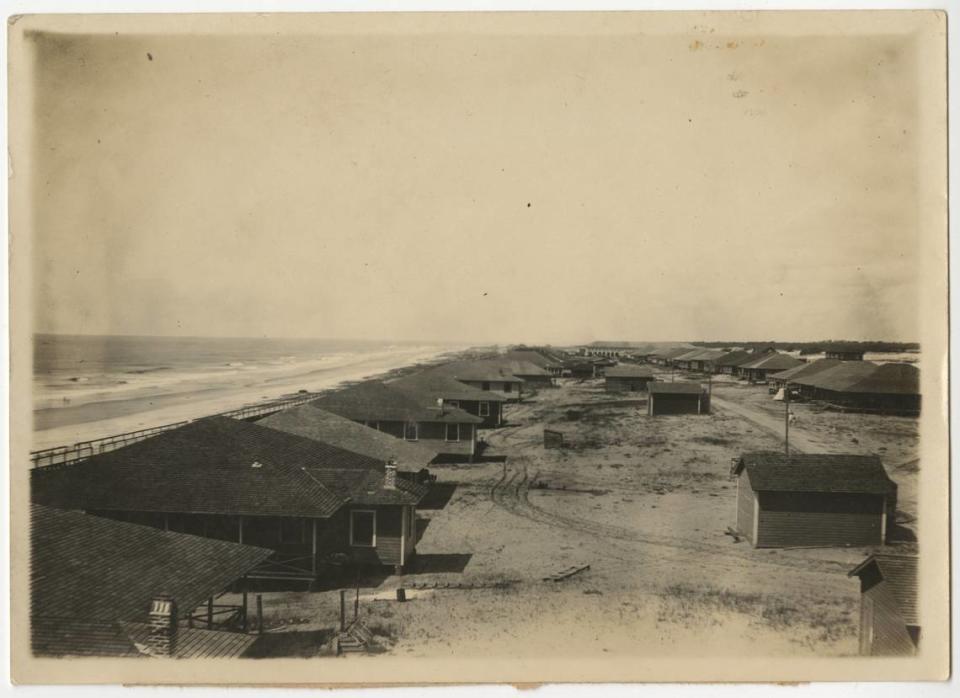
[31, 346, 474, 452]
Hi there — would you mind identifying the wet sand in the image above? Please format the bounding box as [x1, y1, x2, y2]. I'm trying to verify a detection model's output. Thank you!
[32, 346, 460, 451]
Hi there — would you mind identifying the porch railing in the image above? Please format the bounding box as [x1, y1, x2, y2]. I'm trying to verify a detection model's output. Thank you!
[30, 392, 323, 469]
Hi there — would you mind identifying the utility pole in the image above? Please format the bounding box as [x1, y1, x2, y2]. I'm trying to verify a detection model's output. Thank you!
[784, 382, 790, 456]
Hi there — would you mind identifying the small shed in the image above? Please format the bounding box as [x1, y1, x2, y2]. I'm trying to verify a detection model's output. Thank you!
[647, 382, 707, 415]
[732, 453, 897, 548]
[848, 552, 919, 656]
[604, 365, 654, 392]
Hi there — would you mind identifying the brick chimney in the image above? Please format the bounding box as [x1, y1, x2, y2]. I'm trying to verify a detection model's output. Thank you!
[384, 459, 397, 490]
[146, 595, 178, 657]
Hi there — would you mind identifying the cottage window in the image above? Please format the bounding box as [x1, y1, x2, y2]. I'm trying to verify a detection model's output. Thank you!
[404, 422, 419, 441]
[445, 423, 460, 442]
[350, 510, 376, 548]
[482, 381, 490, 391]
[479, 401, 490, 417]
[504, 382, 512, 393]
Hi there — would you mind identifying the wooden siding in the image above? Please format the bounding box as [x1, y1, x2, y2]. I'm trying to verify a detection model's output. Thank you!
[366, 420, 476, 455]
[735, 473, 755, 542]
[648, 393, 701, 415]
[450, 399, 502, 428]
[858, 572, 918, 656]
[754, 491, 885, 548]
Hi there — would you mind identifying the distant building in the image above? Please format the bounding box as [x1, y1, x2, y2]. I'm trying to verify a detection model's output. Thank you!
[604, 365, 655, 392]
[768, 358, 844, 389]
[647, 382, 708, 415]
[788, 362, 920, 415]
[848, 553, 919, 656]
[430, 360, 529, 401]
[709, 350, 754, 375]
[258, 403, 441, 466]
[732, 453, 897, 548]
[312, 381, 484, 457]
[822, 343, 867, 361]
[391, 371, 508, 428]
[737, 353, 805, 382]
[503, 349, 565, 377]
[30, 504, 272, 658]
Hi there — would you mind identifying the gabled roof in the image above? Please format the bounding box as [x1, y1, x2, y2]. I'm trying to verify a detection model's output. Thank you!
[848, 553, 918, 624]
[502, 350, 562, 369]
[672, 349, 705, 362]
[258, 404, 440, 468]
[605, 365, 655, 378]
[391, 371, 507, 403]
[738, 353, 805, 371]
[769, 358, 844, 382]
[843, 363, 920, 396]
[789, 361, 879, 391]
[430, 359, 527, 383]
[653, 346, 699, 360]
[648, 381, 703, 394]
[31, 505, 272, 656]
[733, 453, 897, 495]
[303, 468, 428, 506]
[712, 350, 755, 367]
[31, 417, 389, 518]
[311, 381, 482, 424]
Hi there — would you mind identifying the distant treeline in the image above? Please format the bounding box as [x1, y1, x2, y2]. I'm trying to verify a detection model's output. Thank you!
[692, 341, 920, 355]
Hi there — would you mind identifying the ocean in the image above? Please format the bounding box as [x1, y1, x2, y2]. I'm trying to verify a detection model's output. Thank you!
[32, 334, 465, 448]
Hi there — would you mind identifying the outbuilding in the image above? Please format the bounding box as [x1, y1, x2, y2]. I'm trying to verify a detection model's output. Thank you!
[848, 552, 919, 656]
[647, 382, 708, 415]
[732, 452, 897, 548]
[604, 364, 655, 392]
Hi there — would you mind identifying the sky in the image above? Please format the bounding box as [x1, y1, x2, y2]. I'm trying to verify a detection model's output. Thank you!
[25, 16, 926, 344]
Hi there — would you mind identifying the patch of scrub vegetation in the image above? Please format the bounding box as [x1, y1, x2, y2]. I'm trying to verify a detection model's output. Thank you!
[657, 583, 857, 645]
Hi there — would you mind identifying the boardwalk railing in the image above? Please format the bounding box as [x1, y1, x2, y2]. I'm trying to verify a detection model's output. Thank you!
[30, 392, 323, 469]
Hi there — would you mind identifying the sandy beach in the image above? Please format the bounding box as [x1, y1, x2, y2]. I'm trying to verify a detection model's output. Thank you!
[32, 344, 466, 452]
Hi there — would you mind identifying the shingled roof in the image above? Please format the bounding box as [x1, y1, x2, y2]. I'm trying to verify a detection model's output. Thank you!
[789, 361, 879, 392]
[738, 353, 805, 371]
[31, 505, 272, 656]
[391, 371, 507, 403]
[31, 417, 392, 518]
[311, 381, 483, 424]
[605, 364, 655, 378]
[843, 363, 920, 396]
[430, 359, 527, 383]
[712, 350, 755, 367]
[769, 358, 844, 382]
[733, 453, 897, 495]
[848, 553, 918, 625]
[502, 350, 563, 369]
[303, 467, 428, 506]
[258, 404, 440, 468]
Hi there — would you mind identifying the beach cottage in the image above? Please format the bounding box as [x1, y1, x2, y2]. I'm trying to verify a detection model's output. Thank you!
[848, 552, 919, 656]
[604, 364, 655, 392]
[731, 453, 897, 548]
[31, 417, 429, 580]
[390, 371, 507, 428]
[311, 381, 484, 458]
[647, 382, 708, 415]
[429, 360, 527, 401]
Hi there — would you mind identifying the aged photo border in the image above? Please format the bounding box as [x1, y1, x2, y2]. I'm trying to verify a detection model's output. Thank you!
[5, 5, 951, 688]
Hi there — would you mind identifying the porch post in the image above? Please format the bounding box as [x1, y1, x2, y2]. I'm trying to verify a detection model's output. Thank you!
[311, 519, 318, 576]
[238, 516, 244, 544]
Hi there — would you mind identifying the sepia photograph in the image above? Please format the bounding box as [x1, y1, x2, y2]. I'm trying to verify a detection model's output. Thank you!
[6, 8, 950, 686]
